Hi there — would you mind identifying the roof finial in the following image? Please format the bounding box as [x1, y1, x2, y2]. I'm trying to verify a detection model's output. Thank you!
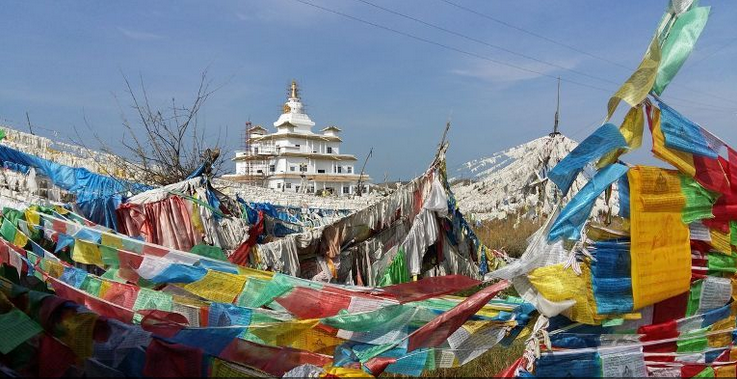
[290, 79, 299, 99]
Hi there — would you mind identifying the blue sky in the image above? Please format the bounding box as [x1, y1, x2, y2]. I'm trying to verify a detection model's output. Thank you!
[2, 0, 736, 182]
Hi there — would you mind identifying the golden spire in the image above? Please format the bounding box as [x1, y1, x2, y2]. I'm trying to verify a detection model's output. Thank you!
[290, 80, 299, 99]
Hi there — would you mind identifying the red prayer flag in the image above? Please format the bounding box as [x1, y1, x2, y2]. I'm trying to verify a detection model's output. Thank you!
[220, 339, 332, 377]
[48, 276, 134, 324]
[638, 319, 678, 358]
[363, 356, 397, 376]
[38, 334, 77, 378]
[406, 280, 509, 352]
[377, 275, 482, 303]
[229, 211, 263, 266]
[275, 286, 351, 319]
[143, 339, 203, 377]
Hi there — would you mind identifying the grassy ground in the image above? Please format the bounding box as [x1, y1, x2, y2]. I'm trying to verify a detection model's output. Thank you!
[474, 216, 543, 259]
[387, 216, 541, 377]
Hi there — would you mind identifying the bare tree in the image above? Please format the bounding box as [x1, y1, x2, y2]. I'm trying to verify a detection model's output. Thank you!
[115, 70, 226, 186]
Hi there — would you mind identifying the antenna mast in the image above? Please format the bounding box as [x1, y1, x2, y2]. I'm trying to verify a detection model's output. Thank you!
[551, 77, 561, 136]
[355, 147, 373, 197]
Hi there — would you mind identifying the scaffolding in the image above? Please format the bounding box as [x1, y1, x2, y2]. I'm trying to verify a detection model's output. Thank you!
[239, 122, 276, 187]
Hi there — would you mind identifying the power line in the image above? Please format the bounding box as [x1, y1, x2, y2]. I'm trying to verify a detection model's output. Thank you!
[292, 0, 614, 94]
[686, 37, 737, 68]
[354, 0, 621, 87]
[438, 0, 633, 72]
[440, 0, 737, 108]
[292, 0, 736, 114]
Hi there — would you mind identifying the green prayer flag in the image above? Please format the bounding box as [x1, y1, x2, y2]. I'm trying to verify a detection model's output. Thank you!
[676, 327, 708, 353]
[99, 245, 120, 268]
[81, 277, 103, 297]
[355, 342, 396, 363]
[680, 175, 718, 223]
[653, 6, 710, 95]
[731, 221, 737, 247]
[236, 278, 269, 308]
[378, 247, 410, 287]
[0, 129, 6, 140]
[685, 279, 702, 317]
[693, 366, 715, 377]
[601, 318, 625, 327]
[132, 288, 173, 323]
[322, 304, 414, 332]
[100, 268, 127, 283]
[190, 244, 227, 261]
[0, 219, 17, 243]
[707, 252, 737, 274]
[2, 208, 24, 226]
[0, 308, 43, 354]
[249, 274, 296, 308]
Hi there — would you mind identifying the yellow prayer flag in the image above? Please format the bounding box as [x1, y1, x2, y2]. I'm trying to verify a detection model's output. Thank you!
[42, 259, 65, 279]
[72, 239, 103, 266]
[629, 166, 691, 309]
[708, 315, 735, 348]
[236, 266, 274, 281]
[322, 366, 373, 378]
[190, 199, 205, 234]
[12, 231, 28, 248]
[528, 264, 598, 325]
[650, 107, 697, 176]
[24, 209, 40, 227]
[710, 229, 732, 255]
[58, 312, 97, 358]
[211, 358, 264, 377]
[598, 106, 645, 168]
[101, 233, 123, 250]
[182, 270, 246, 303]
[607, 38, 661, 121]
[248, 319, 320, 347]
[98, 280, 112, 299]
[288, 326, 344, 355]
[715, 365, 736, 378]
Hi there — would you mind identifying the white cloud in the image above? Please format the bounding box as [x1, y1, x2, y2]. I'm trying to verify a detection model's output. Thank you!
[234, 0, 351, 27]
[451, 56, 582, 84]
[117, 27, 166, 41]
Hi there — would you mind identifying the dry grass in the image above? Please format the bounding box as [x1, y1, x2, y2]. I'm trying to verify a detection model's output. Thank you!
[475, 216, 544, 258]
[387, 216, 540, 377]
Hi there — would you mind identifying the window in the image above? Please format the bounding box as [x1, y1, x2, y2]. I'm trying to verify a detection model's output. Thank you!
[337, 166, 342, 174]
[277, 183, 282, 188]
[290, 166, 296, 172]
[286, 183, 292, 189]
[295, 144, 300, 148]
[327, 147, 333, 154]
[343, 186, 350, 194]
[295, 185, 300, 192]
[300, 164, 307, 172]
[318, 169, 325, 173]
[254, 147, 259, 154]
[269, 165, 275, 172]
[308, 186, 315, 193]
[256, 169, 263, 174]
[347, 166, 352, 173]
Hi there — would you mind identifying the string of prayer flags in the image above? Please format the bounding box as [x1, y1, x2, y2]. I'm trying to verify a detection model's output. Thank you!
[548, 124, 627, 196]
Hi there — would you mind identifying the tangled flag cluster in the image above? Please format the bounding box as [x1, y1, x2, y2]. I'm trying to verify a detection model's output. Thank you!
[0, 204, 533, 376]
[0, 0, 736, 377]
[488, 1, 737, 376]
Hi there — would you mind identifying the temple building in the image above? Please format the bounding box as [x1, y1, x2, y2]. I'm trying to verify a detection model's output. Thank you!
[223, 81, 370, 196]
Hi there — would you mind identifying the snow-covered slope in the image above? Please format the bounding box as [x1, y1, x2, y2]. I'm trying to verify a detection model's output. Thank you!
[451, 133, 617, 221]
